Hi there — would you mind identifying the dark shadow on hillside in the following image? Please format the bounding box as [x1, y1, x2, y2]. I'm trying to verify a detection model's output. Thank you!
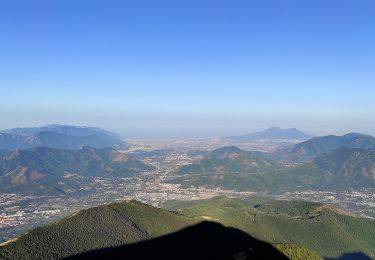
[326, 252, 373, 260]
[65, 221, 288, 260]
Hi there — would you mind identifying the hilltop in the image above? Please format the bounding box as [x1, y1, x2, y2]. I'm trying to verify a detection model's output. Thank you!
[288, 147, 375, 190]
[179, 146, 280, 175]
[2, 196, 374, 259]
[66, 221, 289, 260]
[0, 200, 195, 259]
[163, 196, 375, 258]
[0, 197, 329, 260]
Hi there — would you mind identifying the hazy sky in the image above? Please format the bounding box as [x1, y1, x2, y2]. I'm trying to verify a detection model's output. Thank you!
[1, 0, 374, 138]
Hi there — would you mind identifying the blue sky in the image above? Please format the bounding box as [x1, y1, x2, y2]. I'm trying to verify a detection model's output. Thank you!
[1, 0, 374, 138]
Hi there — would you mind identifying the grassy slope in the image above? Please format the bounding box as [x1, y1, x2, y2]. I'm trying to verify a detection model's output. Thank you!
[0, 201, 196, 260]
[163, 196, 375, 258]
[2, 196, 371, 259]
[273, 243, 323, 260]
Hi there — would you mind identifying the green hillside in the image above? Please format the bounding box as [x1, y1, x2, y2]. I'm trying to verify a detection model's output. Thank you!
[0, 200, 196, 259]
[1, 196, 373, 259]
[179, 146, 278, 176]
[176, 146, 283, 191]
[171, 146, 290, 192]
[288, 147, 375, 190]
[163, 196, 375, 258]
[0, 199, 295, 260]
[273, 243, 323, 260]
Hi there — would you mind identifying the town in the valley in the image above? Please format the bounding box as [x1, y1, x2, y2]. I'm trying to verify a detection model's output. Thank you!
[1, 139, 375, 242]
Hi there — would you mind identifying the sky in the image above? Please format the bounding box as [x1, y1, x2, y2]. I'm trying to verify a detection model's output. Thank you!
[0, 0, 374, 138]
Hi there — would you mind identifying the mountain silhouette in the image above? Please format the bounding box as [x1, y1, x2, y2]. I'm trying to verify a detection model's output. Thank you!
[64, 221, 288, 260]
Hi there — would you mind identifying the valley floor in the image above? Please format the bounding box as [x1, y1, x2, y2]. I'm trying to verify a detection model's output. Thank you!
[1, 139, 375, 242]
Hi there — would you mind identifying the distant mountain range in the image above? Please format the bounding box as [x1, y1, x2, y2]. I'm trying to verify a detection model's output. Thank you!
[290, 147, 375, 190]
[1, 128, 375, 195]
[172, 146, 289, 192]
[3, 126, 375, 259]
[228, 127, 313, 141]
[2, 196, 375, 259]
[282, 132, 375, 161]
[0, 125, 128, 150]
[179, 146, 280, 175]
[173, 133, 375, 192]
[0, 146, 152, 195]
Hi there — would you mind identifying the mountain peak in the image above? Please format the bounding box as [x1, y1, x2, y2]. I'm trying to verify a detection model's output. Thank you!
[266, 126, 283, 131]
[207, 146, 251, 159]
[228, 127, 313, 141]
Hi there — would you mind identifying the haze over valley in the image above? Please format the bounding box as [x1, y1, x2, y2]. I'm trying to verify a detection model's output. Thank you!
[2, 1, 375, 259]
[1, 124, 375, 259]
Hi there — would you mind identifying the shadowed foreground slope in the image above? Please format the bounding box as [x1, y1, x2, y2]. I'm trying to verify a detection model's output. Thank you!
[163, 196, 375, 259]
[65, 221, 288, 260]
[0, 199, 322, 260]
[0, 201, 195, 259]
